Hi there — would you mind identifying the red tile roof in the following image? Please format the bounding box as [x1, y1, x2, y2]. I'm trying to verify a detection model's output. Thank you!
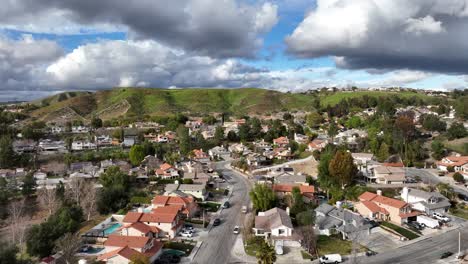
[123, 212, 143, 223]
[98, 246, 144, 261]
[382, 162, 404, 167]
[160, 163, 173, 171]
[272, 184, 315, 194]
[140, 211, 177, 223]
[125, 222, 159, 234]
[359, 191, 407, 209]
[361, 200, 388, 214]
[104, 235, 150, 249]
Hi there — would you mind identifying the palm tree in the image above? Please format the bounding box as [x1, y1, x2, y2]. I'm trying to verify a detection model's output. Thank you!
[256, 240, 276, 264]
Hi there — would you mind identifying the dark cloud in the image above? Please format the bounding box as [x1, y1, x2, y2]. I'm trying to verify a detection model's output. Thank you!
[0, 0, 278, 58]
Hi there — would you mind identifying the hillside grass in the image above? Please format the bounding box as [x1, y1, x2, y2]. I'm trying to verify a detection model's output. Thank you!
[30, 88, 436, 122]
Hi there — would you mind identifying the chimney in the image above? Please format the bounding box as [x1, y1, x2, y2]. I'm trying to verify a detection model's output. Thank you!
[286, 207, 290, 216]
[376, 190, 382, 196]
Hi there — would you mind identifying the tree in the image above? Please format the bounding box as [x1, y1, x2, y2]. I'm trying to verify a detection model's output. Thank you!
[453, 172, 465, 183]
[80, 181, 97, 221]
[99, 166, 129, 189]
[37, 187, 60, 217]
[327, 122, 338, 139]
[91, 117, 103, 129]
[55, 233, 82, 264]
[97, 186, 129, 214]
[0, 243, 20, 264]
[317, 149, 334, 190]
[214, 126, 225, 145]
[129, 145, 145, 166]
[377, 142, 390, 162]
[255, 240, 276, 264]
[431, 140, 446, 160]
[420, 114, 446, 132]
[345, 116, 363, 128]
[249, 184, 277, 212]
[177, 125, 191, 155]
[0, 136, 15, 168]
[298, 225, 317, 257]
[8, 199, 27, 246]
[290, 187, 306, 216]
[112, 128, 124, 142]
[306, 112, 323, 128]
[296, 210, 315, 226]
[329, 150, 358, 188]
[227, 131, 238, 142]
[21, 173, 37, 197]
[447, 122, 467, 140]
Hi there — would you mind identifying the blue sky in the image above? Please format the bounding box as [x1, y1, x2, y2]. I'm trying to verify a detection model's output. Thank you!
[0, 0, 467, 101]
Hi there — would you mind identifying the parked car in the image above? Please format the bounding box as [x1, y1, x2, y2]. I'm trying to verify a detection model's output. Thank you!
[213, 218, 221, 226]
[184, 224, 194, 231]
[433, 212, 450, 222]
[365, 250, 377, 257]
[407, 221, 424, 230]
[319, 254, 342, 263]
[233, 225, 240, 234]
[440, 251, 453, 259]
[275, 240, 284, 255]
[180, 231, 193, 238]
[158, 252, 181, 263]
[241, 206, 248, 213]
[458, 193, 468, 202]
[223, 201, 230, 209]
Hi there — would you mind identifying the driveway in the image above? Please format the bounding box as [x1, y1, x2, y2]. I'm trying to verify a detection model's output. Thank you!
[192, 160, 253, 264]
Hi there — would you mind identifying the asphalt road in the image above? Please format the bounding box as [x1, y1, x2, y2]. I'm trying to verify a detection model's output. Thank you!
[406, 168, 468, 196]
[345, 225, 468, 264]
[192, 160, 253, 264]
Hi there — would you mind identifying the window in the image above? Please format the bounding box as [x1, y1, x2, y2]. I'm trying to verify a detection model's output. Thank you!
[278, 229, 285, 235]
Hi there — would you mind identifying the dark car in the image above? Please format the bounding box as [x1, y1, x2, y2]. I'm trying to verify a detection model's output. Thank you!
[223, 201, 230, 209]
[407, 221, 424, 230]
[458, 193, 468, 202]
[213, 218, 221, 226]
[156, 253, 181, 264]
[365, 250, 377, 257]
[440, 251, 453, 259]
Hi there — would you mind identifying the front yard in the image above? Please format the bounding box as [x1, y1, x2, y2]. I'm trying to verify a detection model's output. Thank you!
[244, 237, 264, 256]
[316, 235, 365, 256]
[380, 222, 420, 240]
[450, 203, 468, 220]
[198, 202, 221, 212]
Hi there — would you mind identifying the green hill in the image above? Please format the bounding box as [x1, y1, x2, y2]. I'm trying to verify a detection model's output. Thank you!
[29, 88, 434, 122]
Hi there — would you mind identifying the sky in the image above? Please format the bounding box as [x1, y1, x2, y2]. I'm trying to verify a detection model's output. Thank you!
[1, 0, 468, 101]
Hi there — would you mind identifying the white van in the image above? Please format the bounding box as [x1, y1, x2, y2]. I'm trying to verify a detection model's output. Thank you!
[432, 212, 450, 222]
[319, 254, 342, 263]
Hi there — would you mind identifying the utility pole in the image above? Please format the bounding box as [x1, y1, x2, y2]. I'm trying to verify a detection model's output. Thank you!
[458, 231, 462, 259]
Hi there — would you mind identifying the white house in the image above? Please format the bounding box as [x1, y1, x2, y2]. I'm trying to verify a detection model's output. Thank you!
[253, 207, 294, 239]
[437, 156, 468, 173]
[373, 165, 406, 184]
[401, 187, 451, 214]
[72, 141, 97, 151]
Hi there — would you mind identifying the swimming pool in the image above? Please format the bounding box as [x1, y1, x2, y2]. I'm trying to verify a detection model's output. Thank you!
[103, 222, 122, 235]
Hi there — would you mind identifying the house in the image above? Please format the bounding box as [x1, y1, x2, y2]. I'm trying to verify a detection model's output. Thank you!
[40, 161, 67, 176]
[155, 163, 179, 179]
[177, 184, 207, 201]
[140, 155, 161, 172]
[273, 136, 289, 147]
[228, 143, 249, 155]
[98, 235, 163, 264]
[373, 165, 406, 184]
[275, 173, 308, 185]
[38, 139, 66, 152]
[272, 184, 315, 202]
[192, 149, 209, 162]
[401, 187, 450, 214]
[351, 153, 374, 167]
[122, 136, 137, 147]
[308, 139, 328, 152]
[183, 171, 211, 185]
[315, 203, 371, 239]
[253, 207, 300, 245]
[355, 191, 419, 225]
[120, 222, 160, 238]
[152, 195, 199, 218]
[13, 139, 36, 153]
[71, 126, 89, 133]
[122, 208, 182, 239]
[246, 153, 268, 167]
[437, 156, 468, 173]
[334, 129, 368, 145]
[208, 146, 229, 159]
[273, 148, 293, 160]
[95, 135, 113, 147]
[294, 133, 309, 144]
[71, 140, 97, 151]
